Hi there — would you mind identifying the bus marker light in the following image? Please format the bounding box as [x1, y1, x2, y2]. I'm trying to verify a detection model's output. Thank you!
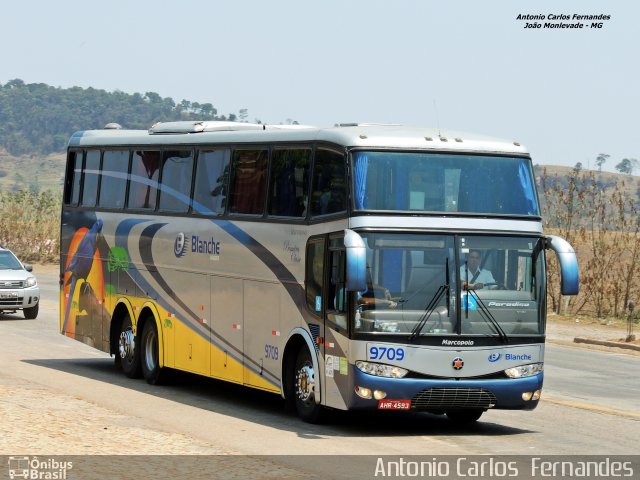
[200, 318, 207, 324]
[355, 386, 372, 399]
[373, 390, 387, 400]
[532, 389, 541, 400]
[325, 342, 335, 348]
[522, 392, 533, 401]
[271, 330, 280, 336]
[232, 323, 241, 330]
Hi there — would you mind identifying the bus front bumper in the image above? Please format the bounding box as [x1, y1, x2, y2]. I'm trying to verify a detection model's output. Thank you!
[348, 368, 543, 411]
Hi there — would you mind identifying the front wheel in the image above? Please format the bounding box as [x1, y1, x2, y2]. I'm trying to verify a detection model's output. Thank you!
[140, 319, 168, 385]
[293, 347, 324, 423]
[446, 409, 484, 424]
[118, 313, 142, 378]
[23, 303, 39, 319]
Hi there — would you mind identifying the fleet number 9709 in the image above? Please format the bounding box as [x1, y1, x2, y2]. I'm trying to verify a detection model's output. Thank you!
[368, 345, 405, 361]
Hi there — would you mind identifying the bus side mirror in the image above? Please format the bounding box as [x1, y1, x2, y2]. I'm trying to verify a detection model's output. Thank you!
[344, 229, 367, 292]
[545, 235, 579, 295]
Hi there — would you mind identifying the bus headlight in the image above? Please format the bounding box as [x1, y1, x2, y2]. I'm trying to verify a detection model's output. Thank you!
[356, 361, 408, 378]
[504, 363, 543, 378]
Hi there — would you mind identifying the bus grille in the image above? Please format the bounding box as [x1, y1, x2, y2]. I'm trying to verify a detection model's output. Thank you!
[0, 280, 24, 289]
[411, 387, 497, 410]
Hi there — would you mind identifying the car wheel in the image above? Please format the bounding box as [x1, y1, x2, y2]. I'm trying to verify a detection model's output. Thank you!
[23, 303, 39, 319]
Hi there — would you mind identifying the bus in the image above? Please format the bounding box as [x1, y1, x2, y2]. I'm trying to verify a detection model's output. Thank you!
[60, 121, 579, 423]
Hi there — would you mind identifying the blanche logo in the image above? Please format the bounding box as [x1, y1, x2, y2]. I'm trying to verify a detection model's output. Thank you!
[174, 233, 188, 258]
[174, 234, 222, 258]
[506, 353, 532, 361]
[191, 235, 221, 255]
[488, 353, 502, 362]
[7, 456, 73, 479]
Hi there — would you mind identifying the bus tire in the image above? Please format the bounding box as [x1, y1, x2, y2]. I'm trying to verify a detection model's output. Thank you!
[294, 347, 324, 423]
[140, 319, 168, 385]
[23, 304, 39, 319]
[118, 313, 142, 378]
[446, 409, 484, 424]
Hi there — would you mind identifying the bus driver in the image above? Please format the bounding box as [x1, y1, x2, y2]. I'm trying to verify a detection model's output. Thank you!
[460, 249, 496, 290]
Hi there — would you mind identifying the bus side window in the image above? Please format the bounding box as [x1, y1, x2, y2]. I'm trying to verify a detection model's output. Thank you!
[305, 238, 325, 316]
[268, 148, 310, 218]
[158, 150, 194, 212]
[229, 149, 268, 215]
[128, 151, 160, 210]
[193, 149, 230, 215]
[98, 150, 129, 209]
[80, 150, 101, 207]
[64, 150, 82, 206]
[311, 149, 346, 216]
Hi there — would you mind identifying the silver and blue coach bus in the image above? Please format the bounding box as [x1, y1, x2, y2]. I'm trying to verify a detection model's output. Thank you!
[61, 121, 578, 423]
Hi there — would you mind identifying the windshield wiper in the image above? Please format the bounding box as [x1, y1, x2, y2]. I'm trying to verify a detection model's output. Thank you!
[409, 285, 446, 341]
[465, 288, 509, 343]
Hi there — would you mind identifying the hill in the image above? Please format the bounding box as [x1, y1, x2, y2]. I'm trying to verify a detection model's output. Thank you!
[534, 164, 640, 211]
[0, 79, 234, 156]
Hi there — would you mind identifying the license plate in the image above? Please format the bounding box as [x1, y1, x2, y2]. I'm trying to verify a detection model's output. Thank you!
[378, 399, 411, 410]
[0, 292, 18, 299]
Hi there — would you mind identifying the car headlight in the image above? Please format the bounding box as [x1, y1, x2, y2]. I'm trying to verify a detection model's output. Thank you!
[355, 361, 408, 378]
[504, 363, 543, 378]
[25, 277, 37, 287]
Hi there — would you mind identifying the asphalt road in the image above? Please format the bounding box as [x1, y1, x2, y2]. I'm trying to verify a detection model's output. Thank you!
[1, 265, 638, 477]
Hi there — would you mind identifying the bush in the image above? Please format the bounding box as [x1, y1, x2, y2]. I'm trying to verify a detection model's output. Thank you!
[0, 189, 60, 263]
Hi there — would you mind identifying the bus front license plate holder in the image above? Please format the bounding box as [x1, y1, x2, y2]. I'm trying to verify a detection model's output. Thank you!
[378, 399, 411, 410]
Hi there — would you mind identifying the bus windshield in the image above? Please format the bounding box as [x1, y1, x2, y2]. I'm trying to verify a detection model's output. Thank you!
[353, 232, 545, 338]
[352, 151, 539, 216]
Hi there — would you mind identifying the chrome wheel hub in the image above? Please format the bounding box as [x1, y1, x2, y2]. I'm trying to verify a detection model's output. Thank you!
[295, 362, 315, 403]
[119, 327, 135, 360]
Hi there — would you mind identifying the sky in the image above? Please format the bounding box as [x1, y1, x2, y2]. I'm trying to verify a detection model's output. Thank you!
[1, 0, 638, 173]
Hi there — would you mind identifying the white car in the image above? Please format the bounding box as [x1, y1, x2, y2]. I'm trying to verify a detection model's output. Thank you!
[0, 246, 40, 319]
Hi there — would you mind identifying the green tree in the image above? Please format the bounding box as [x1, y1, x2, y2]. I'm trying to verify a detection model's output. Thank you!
[595, 153, 609, 172]
[615, 158, 638, 175]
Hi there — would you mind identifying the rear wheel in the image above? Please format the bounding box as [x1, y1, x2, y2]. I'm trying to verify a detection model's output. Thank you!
[118, 313, 142, 378]
[23, 304, 39, 319]
[140, 319, 168, 385]
[446, 409, 484, 424]
[293, 347, 324, 423]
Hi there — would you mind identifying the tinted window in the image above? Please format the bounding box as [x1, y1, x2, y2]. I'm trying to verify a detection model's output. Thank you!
[81, 150, 100, 207]
[229, 149, 268, 215]
[192, 149, 230, 215]
[128, 151, 161, 210]
[98, 150, 129, 208]
[352, 151, 539, 215]
[158, 150, 194, 212]
[306, 239, 325, 315]
[64, 151, 82, 206]
[310, 149, 346, 216]
[268, 148, 310, 218]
